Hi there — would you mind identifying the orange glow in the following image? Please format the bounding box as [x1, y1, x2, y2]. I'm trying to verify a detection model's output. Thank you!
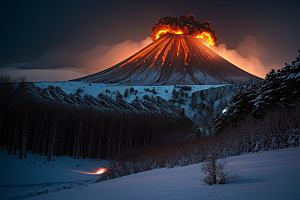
[155, 29, 183, 40]
[69, 167, 107, 175]
[152, 26, 215, 47]
[195, 32, 215, 46]
[96, 167, 107, 174]
[118, 34, 219, 70]
[151, 15, 217, 47]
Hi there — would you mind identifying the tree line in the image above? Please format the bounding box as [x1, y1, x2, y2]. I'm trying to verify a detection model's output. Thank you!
[0, 75, 194, 161]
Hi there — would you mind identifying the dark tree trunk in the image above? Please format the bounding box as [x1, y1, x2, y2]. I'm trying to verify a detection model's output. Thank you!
[19, 115, 28, 159]
[47, 119, 57, 161]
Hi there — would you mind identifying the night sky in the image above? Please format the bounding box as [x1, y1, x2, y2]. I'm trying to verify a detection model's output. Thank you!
[1, 0, 299, 81]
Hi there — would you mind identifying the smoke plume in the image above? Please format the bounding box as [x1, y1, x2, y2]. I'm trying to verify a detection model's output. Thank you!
[212, 36, 279, 78]
[151, 14, 217, 45]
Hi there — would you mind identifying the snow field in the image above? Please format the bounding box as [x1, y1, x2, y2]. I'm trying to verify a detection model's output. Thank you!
[1, 148, 299, 200]
[0, 151, 108, 199]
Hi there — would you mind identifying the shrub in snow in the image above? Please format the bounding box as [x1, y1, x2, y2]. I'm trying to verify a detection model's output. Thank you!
[129, 87, 135, 94]
[179, 88, 185, 97]
[178, 98, 185, 105]
[172, 88, 178, 98]
[152, 87, 157, 94]
[177, 154, 190, 167]
[76, 88, 84, 94]
[124, 89, 129, 98]
[200, 154, 243, 185]
[182, 86, 192, 91]
[142, 94, 150, 100]
[116, 90, 122, 100]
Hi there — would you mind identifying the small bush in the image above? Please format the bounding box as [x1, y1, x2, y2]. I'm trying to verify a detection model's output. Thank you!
[129, 87, 135, 93]
[200, 155, 243, 185]
[76, 88, 84, 94]
[182, 86, 192, 91]
[124, 89, 129, 98]
[143, 94, 150, 100]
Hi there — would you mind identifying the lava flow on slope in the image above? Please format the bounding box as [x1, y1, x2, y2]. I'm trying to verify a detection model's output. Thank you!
[74, 15, 259, 85]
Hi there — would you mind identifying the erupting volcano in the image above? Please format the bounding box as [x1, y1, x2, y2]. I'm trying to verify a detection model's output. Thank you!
[75, 15, 259, 85]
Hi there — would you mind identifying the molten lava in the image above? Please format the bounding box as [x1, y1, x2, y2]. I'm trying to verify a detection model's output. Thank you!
[151, 14, 217, 47]
[155, 28, 183, 40]
[195, 32, 215, 46]
[118, 34, 216, 69]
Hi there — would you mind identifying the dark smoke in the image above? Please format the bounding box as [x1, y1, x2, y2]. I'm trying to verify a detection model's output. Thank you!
[151, 14, 217, 43]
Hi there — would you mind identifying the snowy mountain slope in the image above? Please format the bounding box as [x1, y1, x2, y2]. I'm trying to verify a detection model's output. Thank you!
[29, 81, 227, 120]
[24, 82, 189, 120]
[32, 81, 224, 102]
[2, 148, 298, 200]
[73, 35, 259, 85]
[21, 81, 237, 137]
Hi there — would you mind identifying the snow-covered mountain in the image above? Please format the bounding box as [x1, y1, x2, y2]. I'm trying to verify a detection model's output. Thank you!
[73, 35, 259, 85]
[28, 81, 231, 128]
[23, 82, 186, 120]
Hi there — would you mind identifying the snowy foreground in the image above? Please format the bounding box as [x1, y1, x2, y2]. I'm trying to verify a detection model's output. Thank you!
[1, 148, 299, 200]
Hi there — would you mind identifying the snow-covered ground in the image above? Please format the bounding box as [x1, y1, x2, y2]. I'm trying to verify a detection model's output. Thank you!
[0, 151, 108, 199]
[1, 148, 299, 200]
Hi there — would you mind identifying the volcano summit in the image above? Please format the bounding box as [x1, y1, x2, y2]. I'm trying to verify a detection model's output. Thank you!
[75, 15, 259, 85]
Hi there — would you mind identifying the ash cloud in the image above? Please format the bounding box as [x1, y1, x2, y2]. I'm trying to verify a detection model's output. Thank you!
[151, 14, 217, 43]
[212, 36, 281, 78]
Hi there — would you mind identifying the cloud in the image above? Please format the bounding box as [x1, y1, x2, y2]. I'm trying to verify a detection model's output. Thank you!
[212, 36, 281, 78]
[0, 67, 87, 82]
[2, 36, 283, 81]
[78, 37, 152, 71]
[40, 37, 153, 73]
[1, 37, 153, 82]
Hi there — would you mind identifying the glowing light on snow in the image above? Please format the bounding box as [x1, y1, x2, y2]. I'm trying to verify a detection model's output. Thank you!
[69, 167, 107, 175]
[96, 167, 107, 174]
